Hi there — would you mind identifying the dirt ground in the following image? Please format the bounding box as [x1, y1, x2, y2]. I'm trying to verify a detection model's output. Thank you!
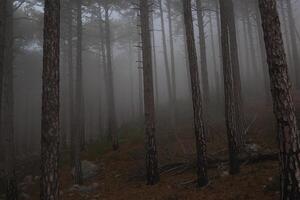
[23, 101, 281, 200]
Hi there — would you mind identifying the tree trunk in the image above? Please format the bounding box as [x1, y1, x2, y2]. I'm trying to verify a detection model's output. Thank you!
[104, 4, 119, 150]
[208, 10, 221, 105]
[151, 11, 159, 107]
[0, 0, 6, 163]
[40, 0, 60, 199]
[195, 0, 209, 104]
[3, 1, 17, 199]
[219, 0, 240, 175]
[139, 0, 159, 185]
[166, 0, 177, 125]
[158, 0, 174, 129]
[182, 0, 208, 187]
[67, 0, 75, 165]
[258, 0, 300, 199]
[226, 0, 245, 148]
[76, 0, 85, 151]
[73, 0, 83, 185]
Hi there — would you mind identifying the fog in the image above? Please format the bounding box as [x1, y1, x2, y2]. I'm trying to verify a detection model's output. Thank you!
[1, 0, 300, 198]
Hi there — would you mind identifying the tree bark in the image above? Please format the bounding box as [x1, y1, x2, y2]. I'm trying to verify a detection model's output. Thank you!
[182, 0, 208, 187]
[259, 0, 300, 199]
[140, 0, 159, 185]
[219, 0, 240, 175]
[40, 0, 60, 199]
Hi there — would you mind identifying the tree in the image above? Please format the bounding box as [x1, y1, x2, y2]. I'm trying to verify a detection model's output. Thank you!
[73, 0, 83, 185]
[40, 0, 60, 199]
[195, 0, 209, 104]
[139, 0, 159, 185]
[104, 2, 119, 150]
[182, 0, 208, 187]
[158, 0, 175, 129]
[3, 0, 17, 199]
[258, 0, 300, 199]
[219, 0, 240, 175]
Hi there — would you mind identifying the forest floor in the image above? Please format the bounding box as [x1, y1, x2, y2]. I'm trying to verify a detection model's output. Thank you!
[20, 100, 282, 200]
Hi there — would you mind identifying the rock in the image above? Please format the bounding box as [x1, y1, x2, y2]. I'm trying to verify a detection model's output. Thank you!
[69, 183, 99, 193]
[221, 171, 229, 177]
[72, 160, 99, 180]
[245, 143, 261, 153]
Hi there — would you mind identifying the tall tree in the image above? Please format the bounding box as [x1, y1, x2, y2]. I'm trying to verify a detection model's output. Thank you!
[258, 0, 300, 199]
[76, 0, 85, 151]
[73, 0, 83, 185]
[140, 0, 159, 185]
[219, 0, 240, 175]
[104, 2, 119, 150]
[40, 0, 60, 199]
[224, 0, 244, 147]
[182, 0, 208, 187]
[0, 0, 7, 167]
[158, 0, 175, 129]
[3, 0, 17, 199]
[195, 0, 209, 104]
[166, 0, 177, 123]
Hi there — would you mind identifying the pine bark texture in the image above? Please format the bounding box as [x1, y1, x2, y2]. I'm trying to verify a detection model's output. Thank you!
[219, 0, 240, 175]
[41, 0, 60, 199]
[258, 0, 300, 199]
[140, 0, 159, 185]
[182, 0, 208, 187]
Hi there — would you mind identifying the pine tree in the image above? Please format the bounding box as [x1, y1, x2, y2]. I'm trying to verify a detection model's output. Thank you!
[182, 0, 208, 187]
[140, 0, 159, 185]
[258, 0, 300, 199]
[40, 0, 60, 199]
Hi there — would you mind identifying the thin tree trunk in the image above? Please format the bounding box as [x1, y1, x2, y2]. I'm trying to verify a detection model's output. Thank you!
[158, 0, 174, 128]
[40, 0, 60, 199]
[195, 0, 209, 104]
[227, 0, 245, 148]
[76, 0, 85, 151]
[67, 0, 75, 164]
[219, 0, 240, 175]
[139, 0, 159, 185]
[182, 0, 208, 187]
[3, 1, 17, 198]
[0, 0, 7, 163]
[258, 0, 300, 199]
[151, 11, 159, 107]
[166, 0, 177, 125]
[104, 4, 119, 150]
[208, 10, 221, 105]
[73, 0, 83, 185]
